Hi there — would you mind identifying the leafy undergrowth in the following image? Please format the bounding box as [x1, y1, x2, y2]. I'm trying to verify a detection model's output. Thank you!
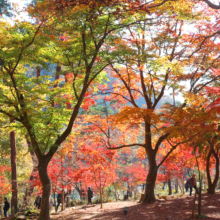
[51, 192, 220, 220]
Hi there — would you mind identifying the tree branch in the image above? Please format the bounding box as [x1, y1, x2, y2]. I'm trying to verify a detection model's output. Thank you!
[108, 143, 145, 150]
[201, 0, 220, 9]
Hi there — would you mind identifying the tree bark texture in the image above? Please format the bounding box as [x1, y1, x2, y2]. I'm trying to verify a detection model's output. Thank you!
[24, 139, 38, 202]
[10, 118, 17, 213]
[142, 153, 157, 203]
[100, 189, 103, 209]
[113, 183, 118, 201]
[206, 146, 219, 194]
[175, 178, 178, 194]
[62, 190, 65, 211]
[168, 179, 172, 195]
[38, 160, 51, 220]
[54, 191, 57, 213]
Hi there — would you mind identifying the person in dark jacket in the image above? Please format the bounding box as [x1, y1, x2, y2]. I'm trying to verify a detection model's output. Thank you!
[87, 187, 93, 205]
[56, 193, 62, 211]
[3, 197, 10, 217]
[187, 173, 197, 196]
[34, 194, 41, 211]
[185, 181, 189, 192]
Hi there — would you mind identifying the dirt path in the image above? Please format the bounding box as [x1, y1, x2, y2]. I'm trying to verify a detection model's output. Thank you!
[51, 201, 137, 220]
[51, 192, 220, 220]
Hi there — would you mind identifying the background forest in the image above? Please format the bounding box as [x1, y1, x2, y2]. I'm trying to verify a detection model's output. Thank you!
[0, 0, 220, 219]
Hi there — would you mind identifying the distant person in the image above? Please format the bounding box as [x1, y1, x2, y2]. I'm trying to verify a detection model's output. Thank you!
[87, 187, 93, 205]
[3, 197, 10, 217]
[187, 173, 198, 196]
[34, 194, 41, 211]
[56, 193, 62, 211]
[185, 181, 189, 192]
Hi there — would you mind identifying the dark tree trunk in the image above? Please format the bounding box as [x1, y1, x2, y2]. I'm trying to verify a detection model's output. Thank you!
[142, 153, 157, 203]
[61, 155, 65, 211]
[206, 146, 219, 194]
[198, 185, 202, 215]
[168, 179, 172, 195]
[61, 190, 65, 211]
[54, 191, 57, 213]
[100, 189, 103, 209]
[26, 150, 38, 196]
[67, 190, 71, 207]
[38, 159, 51, 220]
[10, 118, 17, 213]
[113, 183, 118, 201]
[195, 153, 202, 216]
[142, 120, 159, 204]
[175, 178, 178, 194]
[24, 139, 38, 202]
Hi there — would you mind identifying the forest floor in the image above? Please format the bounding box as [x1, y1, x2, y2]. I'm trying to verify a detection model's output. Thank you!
[50, 192, 220, 220]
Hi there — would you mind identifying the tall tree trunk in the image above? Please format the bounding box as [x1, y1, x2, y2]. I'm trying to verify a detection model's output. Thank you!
[104, 100, 110, 138]
[61, 190, 64, 211]
[195, 154, 202, 216]
[175, 178, 178, 194]
[142, 120, 158, 204]
[113, 183, 118, 201]
[100, 189, 103, 209]
[38, 160, 51, 220]
[24, 139, 38, 202]
[67, 190, 71, 207]
[61, 154, 65, 211]
[206, 147, 219, 194]
[168, 179, 172, 195]
[10, 118, 17, 214]
[181, 177, 185, 194]
[142, 153, 157, 203]
[54, 191, 57, 213]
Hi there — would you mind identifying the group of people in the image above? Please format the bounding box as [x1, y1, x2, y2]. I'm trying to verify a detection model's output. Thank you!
[34, 187, 94, 212]
[3, 177, 197, 218]
[34, 193, 53, 211]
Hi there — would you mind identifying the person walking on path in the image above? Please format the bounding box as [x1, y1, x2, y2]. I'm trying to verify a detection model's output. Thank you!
[87, 187, 93, 205]
[56, 193, 62, 211]
[187, 173, 197, 196]
[3, 197, 10, 217]
[34, 194, 41, 211]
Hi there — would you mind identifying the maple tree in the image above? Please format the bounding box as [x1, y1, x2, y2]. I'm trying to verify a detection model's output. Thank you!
[121, 163, 147, 196]
[188, 94, 220, 194]
[31, 153, 80, 210]
[0, 0, 220, 218]
[0, 165, 11, 195]
[0, 1, 155, 217]
[0, 2, 120, 218]
[99, 8, 220, 203]
[66, 114, 118, 208]
[158, 144, 194, 193]
[191, 133, 220, 195]
[77, 143, 117, 208]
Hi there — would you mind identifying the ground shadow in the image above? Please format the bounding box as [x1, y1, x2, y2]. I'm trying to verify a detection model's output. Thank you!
[51, 192, 220, 220]
[91, 193, 220, 220]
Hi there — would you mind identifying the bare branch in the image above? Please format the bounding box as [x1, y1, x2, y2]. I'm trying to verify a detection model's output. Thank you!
[201, 0, 220, 9]
[108, 143, 145, 150]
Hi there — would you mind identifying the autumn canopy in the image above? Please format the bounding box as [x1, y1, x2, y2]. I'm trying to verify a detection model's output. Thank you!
[0, 0, 220, 219]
